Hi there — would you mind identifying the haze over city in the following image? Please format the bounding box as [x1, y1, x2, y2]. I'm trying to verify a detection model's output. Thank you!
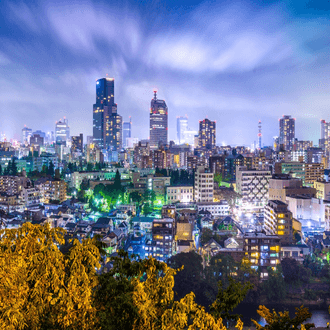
[1, 0, 330, 145]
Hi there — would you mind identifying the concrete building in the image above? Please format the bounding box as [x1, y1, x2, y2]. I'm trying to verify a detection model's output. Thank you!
[279, 115, 295, 151]
[305, 163, 324, 185]
[196, 201, 229, 217]
[150, 91, 168, 149]
[236, 166, 271, 207]
[194, 166, 213, 203]
[166, 186, 194, 204]
[264, 200, 293, 244]
[268, 174, 316, 202]
[198, 118, 216, 150]
[152, 218, 175, 262]
[314, 180, 330, 200]
[176, 219, 194, 253]
[243, 232, 281, 278]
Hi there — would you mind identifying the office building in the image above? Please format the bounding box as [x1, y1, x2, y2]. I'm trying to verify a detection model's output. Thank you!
[279, 115, 295, 151]
[236, 166, 271, 207]
[122, 118, 132, 149]
[194, 166, 214, 203]
[177, 116, 188, 144]
[93, 78, 122, 150]
[22, 126, 32, 144]
[264, 200, 293, 244]
[150, 91, 168, 149]
[71, 134, 83, 153]
[166, 186, 194, 204]
[198, 118, 216, 150]
[320, 120, 330, 151]
[55, 118, 70, 146]
[30, 133, 44, 147]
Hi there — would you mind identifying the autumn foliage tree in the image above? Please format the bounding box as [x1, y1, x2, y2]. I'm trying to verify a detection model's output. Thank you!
[0, 223, 100, 330]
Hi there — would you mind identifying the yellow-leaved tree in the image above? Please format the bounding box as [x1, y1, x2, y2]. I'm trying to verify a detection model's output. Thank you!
[131, 257, 244, 330]
[0, 223, 100, 330]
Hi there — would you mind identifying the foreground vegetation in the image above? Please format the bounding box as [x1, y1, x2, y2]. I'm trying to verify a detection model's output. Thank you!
[0, 223, 318, 329]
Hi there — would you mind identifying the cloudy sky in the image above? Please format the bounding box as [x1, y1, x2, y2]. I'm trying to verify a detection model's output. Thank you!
[0, 0, 330, 146]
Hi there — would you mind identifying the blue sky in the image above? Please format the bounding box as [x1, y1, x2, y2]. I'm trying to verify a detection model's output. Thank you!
[0, 0, 330, 146]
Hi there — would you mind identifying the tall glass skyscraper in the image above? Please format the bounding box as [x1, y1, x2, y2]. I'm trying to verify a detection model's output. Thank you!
[149, 91, 168, 149]
[198, 118, 216, 150]
[177, 116, 188, 144]
[93, 78, 122, 150]
[123, 118, 132, 149]
[279, 115, 295, 151]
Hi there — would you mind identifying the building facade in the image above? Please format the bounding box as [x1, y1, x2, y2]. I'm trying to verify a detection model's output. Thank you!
[236, 166, 271, 207]
[93, 78, 122, 150]
[198, 118, 216, 150]
[55, 118, 70, 146]
[150, 91, 168, 149]
[122, 119, 132, 149]
[264, 200, 293, 244]
[177, 116, 188, 144]
[194, 166, 214, 203]
[279, 115, 295, 151]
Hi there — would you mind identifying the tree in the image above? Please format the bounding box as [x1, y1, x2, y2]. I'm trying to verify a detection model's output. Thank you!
[210, 277, 253, 323]
[214, 173, 223, 187]
[48, 160, 55, 176]
[252, 305, 314, 330]
[130, 191, 142, 205]
[143, 189, 156, 205]
[0, 164, 2, 175]
[10, 157, 18, 175]
[114, 169, 122, 191]
[0, 223, 101, 330]
[261, 267, 286, 302]
[281, 257, 300, 283]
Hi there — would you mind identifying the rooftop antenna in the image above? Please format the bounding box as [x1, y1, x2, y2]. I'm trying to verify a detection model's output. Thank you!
[153, 90, 157, 100]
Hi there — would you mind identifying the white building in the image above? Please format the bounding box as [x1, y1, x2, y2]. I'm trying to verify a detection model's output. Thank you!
[194, 166, 213, 203]
[236, 166, 271, 207]
[22, 187, 42, 206]
[196, 201, 229, 217]
[166, 186, 194, 203]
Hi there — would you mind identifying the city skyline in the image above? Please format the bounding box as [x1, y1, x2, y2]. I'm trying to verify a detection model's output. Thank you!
[1, 0, 330, 145]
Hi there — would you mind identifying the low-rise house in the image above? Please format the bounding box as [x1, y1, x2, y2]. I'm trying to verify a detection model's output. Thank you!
[132, 216, 154, 232]
[280, 244, 310, 262]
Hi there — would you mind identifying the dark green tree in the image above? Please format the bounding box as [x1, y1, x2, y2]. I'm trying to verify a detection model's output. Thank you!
[113, 169, 122, 191]
[47, 161, 55, 177]
[4, 160, 11, 175]
[210, 277, 253, 322]
[261, 267, 286, 302]
[87, 163, 93, 171]
[0, 164, 2, 175]
[10, 157, 18, 176]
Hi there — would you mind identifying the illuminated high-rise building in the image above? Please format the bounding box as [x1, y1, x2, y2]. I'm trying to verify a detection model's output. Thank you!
[177, 116, 188, 144]
[55, 118, 70, 146]
[320, 120, 330, 151]
[93, 78, 122, 150]
[198, 118, 216, 150]
[123, 117, 132, 149]
[279, 115, 295, 151]
[150, 91, 168, 149]
[22, 126, 32, 144]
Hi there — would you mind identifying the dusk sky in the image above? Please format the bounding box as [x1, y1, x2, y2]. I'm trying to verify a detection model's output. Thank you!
[0, 0, 330, 146]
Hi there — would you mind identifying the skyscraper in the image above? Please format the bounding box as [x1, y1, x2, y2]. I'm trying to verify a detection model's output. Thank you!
[123, 117, 132, 149]
[320, 119, 329, 151]
[150, 91, 168, 149]
[177, 116, 188, 144]
[279, 115, 295, 151]
[55, 118, 70, 145]
[93, 78, 122, 150]
[22, 126, 32, 144]
[198, 118, 216, 150]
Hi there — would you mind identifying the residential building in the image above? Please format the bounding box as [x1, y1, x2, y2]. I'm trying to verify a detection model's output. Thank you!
[314, 180, 330, 200]
[243, 232, 281, 278]
[264, 200, 293, 244]
[268, 174, 316, 202]
[279, 115, 295, 151]
[150, 91, 168, 149]
[176, 219, 194, 253]
[166, 186, 194, 204]
[152, 218, 175, 262]
[198, 118, 216, 150]
[196, 201, 229, 217]
[305, 163, 324, 185]
[71, 134, 83, 152]
[194, 166, 213, 203]
[236, 166, 271, 207]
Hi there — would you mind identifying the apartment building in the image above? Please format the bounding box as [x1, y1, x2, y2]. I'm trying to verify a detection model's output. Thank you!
[151, 218, 175, 262]
[243, 232, 281, 278]
[166, 186, 194, 203]
[264, 200, 293, 244]
[194, 166, 213, 202]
